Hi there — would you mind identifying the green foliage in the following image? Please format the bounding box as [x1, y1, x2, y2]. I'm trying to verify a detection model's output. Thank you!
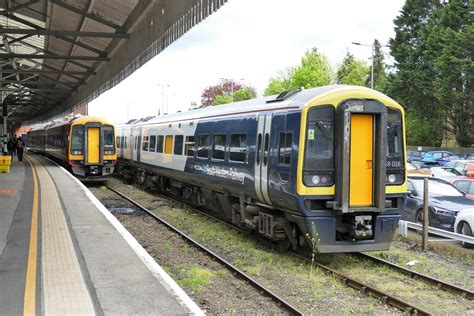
[234, 87, 256, 102]
[336, 51, 369, 86]
[291, 48, 333, 89]
[367, 39, 387, 92]
[405, 112, 443, 147]
[264, 48, 333, 95]
[214, 94, 233, 105]
[387, 0, 472, 147]
[305, 223, 320, 275]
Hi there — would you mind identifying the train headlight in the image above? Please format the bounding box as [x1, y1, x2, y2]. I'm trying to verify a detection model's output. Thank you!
[303, 173, 334, 187]
[312, 175, 320, 185]
[386, 171, 404, 185]
[72, 150, 83, 155]
[104, 150, 114, 155]
[388, 174, 396, 183]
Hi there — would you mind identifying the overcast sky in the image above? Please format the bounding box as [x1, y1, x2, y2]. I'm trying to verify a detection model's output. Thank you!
[89, 0, 405, 124]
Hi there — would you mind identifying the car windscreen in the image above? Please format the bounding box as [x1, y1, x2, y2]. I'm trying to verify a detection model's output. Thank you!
[411, 178, 463, 197]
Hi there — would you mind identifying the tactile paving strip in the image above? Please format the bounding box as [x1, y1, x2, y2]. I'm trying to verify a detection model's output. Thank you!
[31, 156, 95, 314]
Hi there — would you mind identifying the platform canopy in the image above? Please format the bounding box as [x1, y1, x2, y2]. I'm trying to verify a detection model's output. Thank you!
[0, 0, 228, 123]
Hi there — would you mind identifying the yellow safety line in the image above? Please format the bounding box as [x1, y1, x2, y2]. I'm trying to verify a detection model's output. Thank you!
[23, 155, 38, 316]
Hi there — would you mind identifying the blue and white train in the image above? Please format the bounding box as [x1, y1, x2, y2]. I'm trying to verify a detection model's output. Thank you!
[115, 85, 407, 253]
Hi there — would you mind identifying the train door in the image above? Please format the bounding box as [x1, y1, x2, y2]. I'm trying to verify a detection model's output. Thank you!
[254, 113, 272, 204]
[349, 114, 374, 206]
[132, 127, 142, 162]
[87, 127, 100, 164]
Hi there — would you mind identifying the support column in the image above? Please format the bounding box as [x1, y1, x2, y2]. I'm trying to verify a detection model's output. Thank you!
[2, 101, 7, 155]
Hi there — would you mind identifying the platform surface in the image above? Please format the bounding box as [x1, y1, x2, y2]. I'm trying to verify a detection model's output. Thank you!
[0, 153, 202, 315]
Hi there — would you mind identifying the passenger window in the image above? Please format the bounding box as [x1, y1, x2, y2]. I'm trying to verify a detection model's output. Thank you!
[212, 134, 226, 160]
[278, 132, 292, 165]
[142, 136, 149, 151]
[230, 133, 247, 163]
[120, 136, 124, 149]
[149, 135, 156, 152]
[164, 135, 173, 154]
[174, 135, 183, 155]
[198, 134, 210, 158]
[156, 135, 164, 153]
[185, 136, 195, 157]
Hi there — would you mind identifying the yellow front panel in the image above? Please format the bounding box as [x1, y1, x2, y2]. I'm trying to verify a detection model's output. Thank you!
[87, 127, 100, 164]
[350, 114, 373, 206]
[164, 135, 173, 154]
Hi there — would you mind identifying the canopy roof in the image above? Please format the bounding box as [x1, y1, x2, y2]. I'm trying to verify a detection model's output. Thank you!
[0, 0, 228, 123]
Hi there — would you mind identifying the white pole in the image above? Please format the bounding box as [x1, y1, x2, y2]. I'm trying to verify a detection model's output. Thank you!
[371, 43, 375, 89]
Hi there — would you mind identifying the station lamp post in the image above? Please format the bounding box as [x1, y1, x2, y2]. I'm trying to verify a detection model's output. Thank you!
[352, 42, 374, 89]
[157, 83, 169, 115]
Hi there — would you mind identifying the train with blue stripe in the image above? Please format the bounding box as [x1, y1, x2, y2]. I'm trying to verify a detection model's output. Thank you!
[115, 85, 407, 253]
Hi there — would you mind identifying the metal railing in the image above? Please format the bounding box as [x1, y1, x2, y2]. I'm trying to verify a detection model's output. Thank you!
[398, 220, 474, 244]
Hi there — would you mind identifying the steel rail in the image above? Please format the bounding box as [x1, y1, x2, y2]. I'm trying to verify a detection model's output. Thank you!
[355, 253, 473, 300]
[105, 186, 304, 316]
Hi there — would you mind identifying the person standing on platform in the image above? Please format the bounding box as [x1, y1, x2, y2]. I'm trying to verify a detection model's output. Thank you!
[7, 138, 15, 156]
[16, 137, 25, 162]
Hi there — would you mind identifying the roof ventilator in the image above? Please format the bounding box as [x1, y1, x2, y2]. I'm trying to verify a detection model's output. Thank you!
[266, 87, 303, 104]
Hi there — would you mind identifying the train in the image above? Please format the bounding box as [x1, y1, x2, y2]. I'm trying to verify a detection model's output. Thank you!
[28, 115, 117, 180]
[115, 85, 407, 253]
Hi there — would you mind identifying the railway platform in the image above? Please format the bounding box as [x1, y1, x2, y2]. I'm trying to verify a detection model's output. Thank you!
[0, 153, 203, 315]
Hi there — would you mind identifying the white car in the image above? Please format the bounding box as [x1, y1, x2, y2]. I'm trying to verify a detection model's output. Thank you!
[454, 208, 474, 248]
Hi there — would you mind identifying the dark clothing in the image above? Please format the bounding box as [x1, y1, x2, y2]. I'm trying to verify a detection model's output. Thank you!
[7, 139, 15, 156]
[16, 139, 24, 162]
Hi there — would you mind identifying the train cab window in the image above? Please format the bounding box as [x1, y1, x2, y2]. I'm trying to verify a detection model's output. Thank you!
[149, 135, 157, 152]
[197, 134, 210, 158]
[174, 135, 183, 155]
[165, 135, 173, 154]
[229, 133, 247, 163]
[70, 125, 84, 155]
[278, 132, 293, 165]
[103, 125, 115, 154]
[156, 135, 164, 153]
[185, 136, 195, 157]
[142, 136, 149, 151]
[387, 108, 404, 169]
[303, 106, 335, 187]
[212, 134, 226, 160]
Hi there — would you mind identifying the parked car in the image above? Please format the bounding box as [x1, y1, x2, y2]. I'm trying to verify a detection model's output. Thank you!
[407, 162, 431, 176]
[402, 177, 474, 231]
[454, 208, 474, 248]
[443, 160, 474, 178]
[421, 151, 457, 165]
[407, 150, 425, 162]
[451, 178, 474, 200]
[421, 166, 463, 181]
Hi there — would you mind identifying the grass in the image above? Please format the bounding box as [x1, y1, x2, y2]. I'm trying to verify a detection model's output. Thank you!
[177, 265, 214, 293]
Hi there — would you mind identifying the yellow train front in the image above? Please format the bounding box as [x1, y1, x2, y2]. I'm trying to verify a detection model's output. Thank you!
[28, 116, 117, 181]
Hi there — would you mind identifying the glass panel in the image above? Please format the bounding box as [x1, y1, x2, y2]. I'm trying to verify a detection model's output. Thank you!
[304, 106, 334, 171]
[256, 133, 262, 165]
[174, 135, 183, 155]
[142, 136, 149, 151]
[198, 134, 210, 158]
[454, 181, 469, 193]
[212, 134, 226, 160]
[156, 136, 164, 153]
[103, 125, 115, 152]
[386, 108, 404, 169]
[185, 136, 195, 157]
[278, 132, 292, 165]
[149, 135, 156, 152]
[230, 134, 247, 162]
[71, 125, 84, 153]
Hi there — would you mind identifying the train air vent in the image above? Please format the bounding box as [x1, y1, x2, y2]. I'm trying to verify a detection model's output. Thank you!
[266, 88, 303, 103]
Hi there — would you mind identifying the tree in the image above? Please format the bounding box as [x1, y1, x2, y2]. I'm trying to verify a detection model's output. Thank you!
[366, 39, 387, 92]
[200, 79, 256, 107]
[387, 0, 472, 147]
[386, 0, 444, 146]
[263, 48, 333, 95]
[336, 51, 369, 86]
[291, 48, 333, 89]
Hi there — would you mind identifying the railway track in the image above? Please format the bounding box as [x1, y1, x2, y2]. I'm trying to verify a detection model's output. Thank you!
[104, 183, 473, 315]
[105, 186, 304, 316]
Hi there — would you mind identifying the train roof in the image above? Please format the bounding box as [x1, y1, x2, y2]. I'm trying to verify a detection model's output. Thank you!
[28, 115, 114, 132]
[120, 85, 402, 128]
